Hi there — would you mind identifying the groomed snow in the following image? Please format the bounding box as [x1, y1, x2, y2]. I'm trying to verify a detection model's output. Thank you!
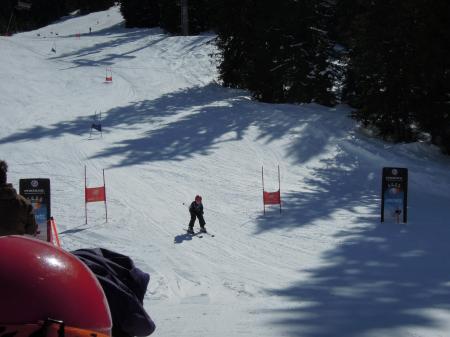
[1, 6, 450, 337]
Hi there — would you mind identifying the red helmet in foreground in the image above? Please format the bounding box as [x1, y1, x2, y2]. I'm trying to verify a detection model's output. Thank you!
[195, 195, 202, 202]
[0, 235, 111, 337]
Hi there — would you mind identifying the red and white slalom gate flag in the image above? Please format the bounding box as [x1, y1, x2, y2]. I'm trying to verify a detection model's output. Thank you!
[263, 190, 281, 205]
[85, 186, 106, 203]
[105, 68, 112, 82]
[84, 166, 108, 224]
[262, 165, 282, 213]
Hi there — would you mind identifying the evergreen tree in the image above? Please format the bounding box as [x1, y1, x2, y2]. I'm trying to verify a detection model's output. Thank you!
[214, 0, 256, 91]
[188, 0, 216, 33]
[216, 0, 336, 104]
[332, 0, 365, 46]
[78, 0, 115, 15]
[159, 0, 217, 35]
[285, 0, 336, 105]
[345, 1, 417, 141]
[159, 0, 179, 33]
[0, 0, 69, 34]
[0, 0, 17, 34]
[120, 0, 160, 28]
[345, 0, 450, 152]
[26, 0, 66, 28]
[410, 0, 450, 153]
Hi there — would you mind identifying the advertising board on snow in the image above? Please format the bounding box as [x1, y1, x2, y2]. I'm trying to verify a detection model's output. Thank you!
[381, 167, 408, 223]
[19, 178, 51, 241]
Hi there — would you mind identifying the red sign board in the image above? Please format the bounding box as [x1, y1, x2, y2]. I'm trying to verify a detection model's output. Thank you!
[85, 186, 106, 203]
[263, 190, 281, 205]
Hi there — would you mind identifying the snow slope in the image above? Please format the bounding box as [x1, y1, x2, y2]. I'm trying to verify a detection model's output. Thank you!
[1, 7, 450, 337]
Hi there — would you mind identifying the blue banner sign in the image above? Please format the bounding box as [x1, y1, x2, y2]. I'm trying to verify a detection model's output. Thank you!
[19, 178, 51, 241]
[381, 168, 408, 223]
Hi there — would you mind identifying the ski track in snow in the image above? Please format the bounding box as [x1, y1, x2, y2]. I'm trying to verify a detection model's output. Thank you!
[2, 6, 450, 337]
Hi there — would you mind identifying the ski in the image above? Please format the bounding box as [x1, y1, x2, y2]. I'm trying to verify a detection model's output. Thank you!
[183, 228, 214, 238]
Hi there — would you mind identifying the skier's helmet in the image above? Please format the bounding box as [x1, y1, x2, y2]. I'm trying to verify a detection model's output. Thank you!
[0, 235, 112, 337]
[195, 195, 202, 202]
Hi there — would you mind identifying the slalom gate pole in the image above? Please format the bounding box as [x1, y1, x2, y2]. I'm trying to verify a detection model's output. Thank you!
[262, 166, 265, 215]
[278, 165, 281, 214]
[85, 166, 88, 224]
[103, 169, 108, 223]
[47, 218, 52, 243]
[51, 217, 61, 247]
[100, 111, 103, 137]
[89, 112, 95, 139]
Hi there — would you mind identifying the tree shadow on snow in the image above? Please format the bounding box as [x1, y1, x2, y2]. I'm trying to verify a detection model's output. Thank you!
[254, 150, 379, 234]
[266, 214, 450, 336]
[88, 86, 344, 167]
[260, 158, 450, 336]
[0, 83, 225, 146]
[50, 28, 169, 68]
[249, 111, 450, 335]
[0, 84, 339, 168]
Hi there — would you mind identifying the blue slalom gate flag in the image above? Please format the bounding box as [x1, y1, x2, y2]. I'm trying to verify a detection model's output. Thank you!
[92, 123, 102, 132]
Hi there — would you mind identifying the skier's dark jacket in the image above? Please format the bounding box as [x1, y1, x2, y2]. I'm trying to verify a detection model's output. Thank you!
[189, 201, 203, 215]
[0, 183, 37, 237]
[72, 248, 156, 337]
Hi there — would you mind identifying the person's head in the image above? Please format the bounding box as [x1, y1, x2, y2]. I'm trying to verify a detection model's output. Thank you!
[195, 195, 202, 204]
[0, 160, 7, 184]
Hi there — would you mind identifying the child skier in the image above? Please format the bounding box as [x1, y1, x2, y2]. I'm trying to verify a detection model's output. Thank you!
[187, 195, 206, 234]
